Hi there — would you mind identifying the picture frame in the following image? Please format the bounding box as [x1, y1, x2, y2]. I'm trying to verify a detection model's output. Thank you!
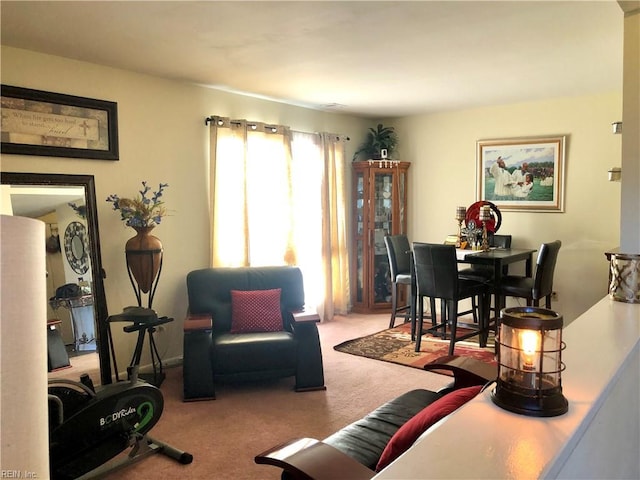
[1, 85, 119, 160]
[477, 135, 566, 212]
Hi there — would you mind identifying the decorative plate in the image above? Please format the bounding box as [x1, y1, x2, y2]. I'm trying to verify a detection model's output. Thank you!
[465, 201, 502, 233]
[64, 221, 89, 274]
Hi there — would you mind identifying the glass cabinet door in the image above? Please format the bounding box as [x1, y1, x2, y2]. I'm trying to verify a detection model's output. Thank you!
[355, 172, 365, 304]
[372, 170, 393, 305]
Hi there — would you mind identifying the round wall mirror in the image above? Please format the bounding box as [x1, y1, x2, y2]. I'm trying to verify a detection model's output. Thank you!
[64, 221, 89, 274]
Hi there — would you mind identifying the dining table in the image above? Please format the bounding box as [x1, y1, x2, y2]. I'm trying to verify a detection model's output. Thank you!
[408, 246, 537, 343]
[456, 247, 537, 317]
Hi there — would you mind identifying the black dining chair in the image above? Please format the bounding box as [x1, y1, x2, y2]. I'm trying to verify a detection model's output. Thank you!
[458, 234, 512, 321]
[496, 240, 562, 312]
[384, 235, 414, 331]
[412, 242, 490, 355]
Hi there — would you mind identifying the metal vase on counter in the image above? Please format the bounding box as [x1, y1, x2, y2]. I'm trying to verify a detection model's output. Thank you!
[491, 307, 568, 417]
[608, 252, 640, 304]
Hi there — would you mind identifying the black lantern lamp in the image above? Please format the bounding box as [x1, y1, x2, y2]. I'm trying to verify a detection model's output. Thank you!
[491, 307, 568, 417]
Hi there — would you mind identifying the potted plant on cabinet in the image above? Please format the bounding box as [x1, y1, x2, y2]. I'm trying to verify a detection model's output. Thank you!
[352, 123, 398, 161]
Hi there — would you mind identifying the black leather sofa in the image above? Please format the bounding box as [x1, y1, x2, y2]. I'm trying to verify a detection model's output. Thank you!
[182, 266, 325, 401]
[256, 356, 496, 479]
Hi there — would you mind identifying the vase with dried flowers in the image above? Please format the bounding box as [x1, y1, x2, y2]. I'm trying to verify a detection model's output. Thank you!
[107, 182, 169, 304]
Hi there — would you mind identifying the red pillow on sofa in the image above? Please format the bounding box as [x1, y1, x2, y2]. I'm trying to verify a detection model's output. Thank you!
[230, 289, 284, 333]
[376, 385, 482, 471]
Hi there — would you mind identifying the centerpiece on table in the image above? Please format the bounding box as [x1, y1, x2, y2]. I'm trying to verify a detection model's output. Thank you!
[106, 181, 169, 297]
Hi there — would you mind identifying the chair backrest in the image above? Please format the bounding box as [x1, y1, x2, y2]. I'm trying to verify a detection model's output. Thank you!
[186, 266, 305, 333]
[491, 234, 512, 249]
[533, 240, 562, 300]
[384, 234, 411, 279]
[412, 242, 458, 300]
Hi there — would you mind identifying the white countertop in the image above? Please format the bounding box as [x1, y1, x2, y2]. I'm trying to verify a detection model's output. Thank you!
[374, 296, 640, 479]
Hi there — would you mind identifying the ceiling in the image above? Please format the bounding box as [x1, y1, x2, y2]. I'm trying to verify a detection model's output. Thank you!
[0, 1, 625, 118]
[4, 185, 85, 218]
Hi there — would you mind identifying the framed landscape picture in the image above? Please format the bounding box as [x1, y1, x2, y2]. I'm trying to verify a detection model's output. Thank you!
[477, 135, 566, 212]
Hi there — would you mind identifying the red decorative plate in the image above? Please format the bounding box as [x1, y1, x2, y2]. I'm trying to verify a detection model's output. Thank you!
[465, 201, 502, 233]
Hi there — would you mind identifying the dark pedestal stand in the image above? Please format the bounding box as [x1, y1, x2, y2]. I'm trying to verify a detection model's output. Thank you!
[107, 248, 167, 386]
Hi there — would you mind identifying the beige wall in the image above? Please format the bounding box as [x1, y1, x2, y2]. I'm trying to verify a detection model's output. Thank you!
[389, 91, 622, 322]
[620, 9, 640, 252]
[0, 44, 624, 367]
[0, 45, 370, 369]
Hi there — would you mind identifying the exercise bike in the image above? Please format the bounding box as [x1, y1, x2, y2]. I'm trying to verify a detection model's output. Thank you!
[48, 307, 193, 479]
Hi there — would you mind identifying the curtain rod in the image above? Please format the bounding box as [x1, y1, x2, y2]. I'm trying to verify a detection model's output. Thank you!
[205, 116, 244, 126]
[205, 116, 281, 133]
[205, 116, 349, 141]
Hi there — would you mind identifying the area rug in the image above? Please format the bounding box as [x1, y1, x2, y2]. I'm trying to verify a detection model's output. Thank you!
[334, 321, 496, 373]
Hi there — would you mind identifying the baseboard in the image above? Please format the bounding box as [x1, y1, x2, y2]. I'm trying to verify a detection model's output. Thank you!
[116, 356, 184, 380]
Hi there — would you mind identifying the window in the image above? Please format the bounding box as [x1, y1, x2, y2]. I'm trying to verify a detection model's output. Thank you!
[208, 118, 349, 318]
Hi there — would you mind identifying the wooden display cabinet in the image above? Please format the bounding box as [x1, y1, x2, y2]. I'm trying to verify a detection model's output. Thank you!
[351, 160, 410, 313]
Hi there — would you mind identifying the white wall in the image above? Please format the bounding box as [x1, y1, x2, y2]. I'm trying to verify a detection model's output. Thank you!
[390, 92, 622, 322]
[0, 45, 370, 370]
[620, 9, 640, 252]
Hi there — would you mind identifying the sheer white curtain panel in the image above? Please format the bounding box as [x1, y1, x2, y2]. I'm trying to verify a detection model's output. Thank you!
[208, 117, 349, 319]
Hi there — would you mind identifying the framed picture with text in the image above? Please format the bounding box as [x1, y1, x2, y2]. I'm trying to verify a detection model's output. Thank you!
[477, 135, 566, 212]
[1, 84, 119, 160]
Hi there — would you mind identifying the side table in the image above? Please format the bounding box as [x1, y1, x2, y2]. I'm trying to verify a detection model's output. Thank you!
[49, 294, 96, 352]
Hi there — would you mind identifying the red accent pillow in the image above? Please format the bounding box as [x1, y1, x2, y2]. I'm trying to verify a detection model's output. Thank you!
[376, 385, 482, 471]
[230, 289, 284, 333]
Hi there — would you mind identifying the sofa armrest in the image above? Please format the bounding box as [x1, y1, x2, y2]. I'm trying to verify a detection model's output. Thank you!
[183, 311, 215, 401]
[255, 437, 373, 480]
[184, 312, 213, 332]
[290, 308, 320, 323]
[424, 355, 497, 390]
[288, 309, 326, 392]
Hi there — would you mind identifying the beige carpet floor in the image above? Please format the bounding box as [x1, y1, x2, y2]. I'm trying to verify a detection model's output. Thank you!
[102, 313, 452, 480]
